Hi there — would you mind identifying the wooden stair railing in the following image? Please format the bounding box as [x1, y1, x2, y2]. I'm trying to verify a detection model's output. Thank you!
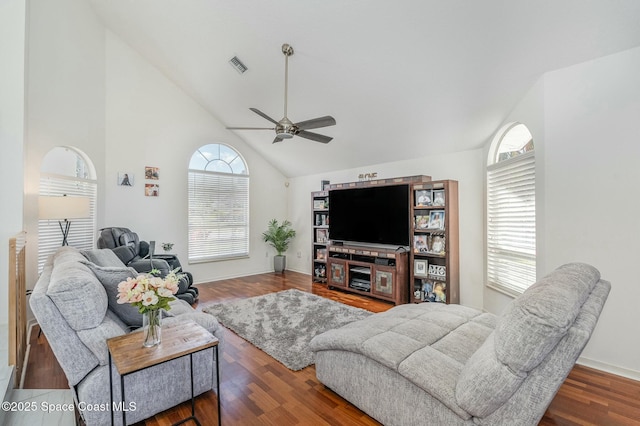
[8, 231, 26, 388]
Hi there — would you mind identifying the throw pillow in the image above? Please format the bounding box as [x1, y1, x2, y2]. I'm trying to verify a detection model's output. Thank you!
[81, 261, 143, 328]
[80, 248, 126, 268]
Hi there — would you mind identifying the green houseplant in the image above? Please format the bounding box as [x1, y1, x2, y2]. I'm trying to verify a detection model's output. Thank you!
[262, 219, 297, 272]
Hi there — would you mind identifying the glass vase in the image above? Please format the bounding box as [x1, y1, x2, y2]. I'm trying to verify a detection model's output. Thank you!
[142, 309, 162, 347]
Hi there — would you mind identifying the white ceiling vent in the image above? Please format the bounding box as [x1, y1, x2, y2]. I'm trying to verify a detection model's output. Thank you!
[229, 56, 247, 74]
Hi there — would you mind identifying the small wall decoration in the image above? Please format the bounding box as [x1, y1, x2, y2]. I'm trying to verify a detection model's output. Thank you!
[415, 189, 432, 207]
[145, 183, 159, 197]
[117, 172, 134, 186]
[145, 166, 160, 180]
[414, 259, 428, 277]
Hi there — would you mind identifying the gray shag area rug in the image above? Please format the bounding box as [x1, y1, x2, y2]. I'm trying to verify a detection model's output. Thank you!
[202, 289, 372, 371]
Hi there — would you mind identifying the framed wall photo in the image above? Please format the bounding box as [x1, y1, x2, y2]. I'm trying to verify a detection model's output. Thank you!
[144, 183, 159, 197]
[415, 189, 432, 207]
[428, 210, 445, 230]
[316, 228, 329, 243]
[117, 172, 134, 186]
[414, 259, 428, 277]
[145, 166, 160, 180]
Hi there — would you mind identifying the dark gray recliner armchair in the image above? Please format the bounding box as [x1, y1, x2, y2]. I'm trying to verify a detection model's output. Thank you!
[97, 227, 198, 304]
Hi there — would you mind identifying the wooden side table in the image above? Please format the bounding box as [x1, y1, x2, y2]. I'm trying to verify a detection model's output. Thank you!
[107, 321, 220, 426]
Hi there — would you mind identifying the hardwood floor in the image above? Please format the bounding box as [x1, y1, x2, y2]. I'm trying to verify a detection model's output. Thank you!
[24, 271, 640, 425]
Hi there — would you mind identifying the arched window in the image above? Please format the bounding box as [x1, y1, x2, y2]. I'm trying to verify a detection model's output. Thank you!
[188, 143, 249, 262]
[38, 146, 97, 271]
[487, 123, 536, 294]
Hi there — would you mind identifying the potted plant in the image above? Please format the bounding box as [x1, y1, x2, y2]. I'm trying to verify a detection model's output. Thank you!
[262, 219, 297, 272]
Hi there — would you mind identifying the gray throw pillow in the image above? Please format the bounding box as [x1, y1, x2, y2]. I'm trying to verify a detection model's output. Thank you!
[81, 248, 126, 268]
[81, 261, 143, 328]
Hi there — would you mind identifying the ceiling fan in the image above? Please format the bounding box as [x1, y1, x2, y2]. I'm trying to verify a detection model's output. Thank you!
[226, 44, 336, 144]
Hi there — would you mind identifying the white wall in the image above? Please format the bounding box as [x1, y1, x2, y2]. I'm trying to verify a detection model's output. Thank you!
[0, 0, 26, 340]
[543, 47, 640, 377]
[24, 0, 106, 288]
[287, 149, 485, 310]
[104, 33, 288, 283]
[484, 47, 640, 379]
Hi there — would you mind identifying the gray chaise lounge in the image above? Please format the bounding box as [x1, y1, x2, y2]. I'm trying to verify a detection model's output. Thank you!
[310, 263, 610, 426]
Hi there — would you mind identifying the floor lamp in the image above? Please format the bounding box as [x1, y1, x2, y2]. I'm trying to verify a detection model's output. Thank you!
[38, 195, 91, 246]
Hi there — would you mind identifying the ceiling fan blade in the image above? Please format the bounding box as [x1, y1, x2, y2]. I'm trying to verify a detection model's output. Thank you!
[249, 108, 279, 125]
[297, 130, 333, 144]
[226, 126, 275, 130]
[295, 116, 336, 130]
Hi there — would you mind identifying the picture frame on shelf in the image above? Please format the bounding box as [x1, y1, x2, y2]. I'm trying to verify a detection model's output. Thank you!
[433, 282, 447, 303]
[414, 259, 428, 277]
[415, 189, 432, 207]
[413, 235, 429, 253]
[430, 235, 445, 255]
[428, 210, 445, 230]
[316, 248, 327, 260]
[432, 189, 445, 206]
[428, 264, 446, 279]
[313, 199, 326, 209]
[421, 279, 435, 302]
[415, 215, 430, 230]
[316, 228, 329, 243]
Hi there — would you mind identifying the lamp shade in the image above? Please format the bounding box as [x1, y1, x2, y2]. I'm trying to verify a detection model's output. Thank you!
[39, 196, 90, 220]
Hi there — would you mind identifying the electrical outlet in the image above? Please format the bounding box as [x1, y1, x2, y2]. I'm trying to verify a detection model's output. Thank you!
[265, 251, 269, 257]
[297, 251, 302, 258]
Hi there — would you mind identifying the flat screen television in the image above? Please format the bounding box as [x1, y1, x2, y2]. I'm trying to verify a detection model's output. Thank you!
[329, 184, 410, 247]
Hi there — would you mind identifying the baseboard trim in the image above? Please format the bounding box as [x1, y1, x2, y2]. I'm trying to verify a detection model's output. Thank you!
[577, 356, 640, 381]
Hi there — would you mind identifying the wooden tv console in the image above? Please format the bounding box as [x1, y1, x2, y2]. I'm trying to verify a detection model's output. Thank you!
[326, 244, 409, 305]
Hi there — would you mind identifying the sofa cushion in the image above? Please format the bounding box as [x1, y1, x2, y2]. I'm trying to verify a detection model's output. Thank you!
[46, 249, 108, 331]
[81, 261, 143, 328]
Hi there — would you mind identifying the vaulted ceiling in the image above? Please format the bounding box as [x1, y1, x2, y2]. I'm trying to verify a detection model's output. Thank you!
[88, 0, 640, 177]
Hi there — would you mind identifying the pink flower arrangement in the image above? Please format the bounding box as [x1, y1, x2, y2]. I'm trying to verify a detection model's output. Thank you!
[117, 270, 181, 314]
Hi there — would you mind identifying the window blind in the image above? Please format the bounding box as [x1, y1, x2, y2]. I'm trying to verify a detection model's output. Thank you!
[188, 170, 249, 262]
[487, 152, 536, 294]
[38, 174, 97, 271]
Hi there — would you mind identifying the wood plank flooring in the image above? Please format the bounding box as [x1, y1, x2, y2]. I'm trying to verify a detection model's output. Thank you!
[24, 271, 640, 425]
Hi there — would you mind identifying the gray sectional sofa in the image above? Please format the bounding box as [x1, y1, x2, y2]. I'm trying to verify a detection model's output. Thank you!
[30, 247, 222, 426]
[310, 263, 610, 426]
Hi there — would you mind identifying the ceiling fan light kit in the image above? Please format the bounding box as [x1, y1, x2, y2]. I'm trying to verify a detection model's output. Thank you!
[227, 43, 336, 144]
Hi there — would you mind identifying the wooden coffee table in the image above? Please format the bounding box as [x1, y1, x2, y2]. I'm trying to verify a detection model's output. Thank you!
[107, 321, 220, 426]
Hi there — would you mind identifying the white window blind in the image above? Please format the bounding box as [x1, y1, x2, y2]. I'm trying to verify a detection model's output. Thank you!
[188, 170, 249, 262]
[487, 151, 536, 294]
[38, 174, 97, 271]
